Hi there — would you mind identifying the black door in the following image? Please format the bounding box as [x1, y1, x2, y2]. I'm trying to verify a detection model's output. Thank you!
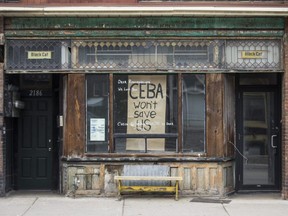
[17, 97, 53, 189]
[237, 80, 281, 190]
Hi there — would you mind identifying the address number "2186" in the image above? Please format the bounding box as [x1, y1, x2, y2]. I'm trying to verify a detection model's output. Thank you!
[29, 90, 43, 96]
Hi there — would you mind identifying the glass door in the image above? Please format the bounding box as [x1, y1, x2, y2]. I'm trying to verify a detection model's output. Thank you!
[237, 81, 281, 190]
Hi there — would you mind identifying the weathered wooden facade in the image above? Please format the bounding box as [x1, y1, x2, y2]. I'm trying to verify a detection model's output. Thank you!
[1, 0, 288, 199]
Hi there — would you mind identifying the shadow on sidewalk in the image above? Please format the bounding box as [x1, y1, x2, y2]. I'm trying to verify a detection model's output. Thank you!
[5, 190, 62, 198]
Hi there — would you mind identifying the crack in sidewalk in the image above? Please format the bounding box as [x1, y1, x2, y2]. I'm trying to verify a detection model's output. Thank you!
[121, 198, 125, 216]
[21, 197, 39, 216]
[222, 203, 231, 216]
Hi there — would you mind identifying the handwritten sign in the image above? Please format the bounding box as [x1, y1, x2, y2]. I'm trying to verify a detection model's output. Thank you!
[126, 75, 167, 151]
[28, 51, 52, 59]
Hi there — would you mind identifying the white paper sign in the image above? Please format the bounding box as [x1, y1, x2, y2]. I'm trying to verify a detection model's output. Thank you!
[90, 118, 105, 141]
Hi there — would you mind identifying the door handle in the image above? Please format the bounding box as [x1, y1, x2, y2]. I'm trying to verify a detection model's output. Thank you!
[48, 139, 52, 151]
[271, 135, 277, 149]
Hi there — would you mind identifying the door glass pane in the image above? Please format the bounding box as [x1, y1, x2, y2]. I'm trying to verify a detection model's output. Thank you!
[86, 75, 109, 152]
[182, 74, 205, 152]
[243, 92, 275, 185]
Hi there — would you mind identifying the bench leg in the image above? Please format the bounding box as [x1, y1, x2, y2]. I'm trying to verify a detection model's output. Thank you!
[175, 181, 179, 201]
[117, 180, 123, 200]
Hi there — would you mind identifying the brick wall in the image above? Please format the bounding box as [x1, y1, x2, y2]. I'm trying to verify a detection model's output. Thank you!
[19, 0, 137, 4]
[0, 63, 4, 196]
[282, 18, 288, 200]
[0, 15, 4, 196]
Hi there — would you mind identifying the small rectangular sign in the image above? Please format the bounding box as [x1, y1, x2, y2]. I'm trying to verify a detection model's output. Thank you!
[241, 51, 265, 59]
[27, 51, 52, 59]
[90, 118, 105, 141]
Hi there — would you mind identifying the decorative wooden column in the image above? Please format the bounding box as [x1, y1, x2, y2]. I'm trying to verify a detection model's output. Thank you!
[206, 74, 225, 157]
[64, 74, 85, 157]
[206, 73, 235, 158]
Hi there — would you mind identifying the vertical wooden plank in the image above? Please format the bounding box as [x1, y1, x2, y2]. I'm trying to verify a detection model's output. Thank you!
[178, 73, 183, 153]
[226, 164, 234, 189]
[217, 164, 224, 195]
[224, 75, 236, 157]
[170, 166, 178, 187]
[206, 74, 224, 157]
[62, 75, 68, 157]
[197, 168, 205, 192]
[177, 166, 184, 190]
[209, 168, 218, 192]
[99, 164, 106, 194]
[205, 167, 209, 191]
[109, 73, 114, 153]
[183, 168, 191, 190]
[64, 74, 85, 157]
[92, 167, 101, 191]
[191, 166, 197, 191]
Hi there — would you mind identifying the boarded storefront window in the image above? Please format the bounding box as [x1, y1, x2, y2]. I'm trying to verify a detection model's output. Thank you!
[86, 74, 205, 153]
[114, 74, 178, 152]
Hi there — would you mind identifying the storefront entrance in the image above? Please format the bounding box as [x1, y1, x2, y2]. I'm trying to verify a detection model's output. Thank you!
[16, 75, 58, 190]
[17, 97, 53, 189]
[236, 74, 281, 191]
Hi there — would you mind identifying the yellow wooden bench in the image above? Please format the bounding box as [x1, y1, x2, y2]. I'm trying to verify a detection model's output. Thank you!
[114, 176, 183, 200]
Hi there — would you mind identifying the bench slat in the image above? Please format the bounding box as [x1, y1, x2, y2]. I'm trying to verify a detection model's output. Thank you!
[114, 176, 182, 181]
[120, 186, 176, 193]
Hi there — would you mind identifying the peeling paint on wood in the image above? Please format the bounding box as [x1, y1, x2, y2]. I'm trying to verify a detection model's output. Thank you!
[224, 75, 236, 157]
[5, 17, 285, 30]
[65, 74, 85, 157]
[206, 74, 224, 157]
[4, 30, 284, 38]
[4, 17, 284, 38]
[63, 161, 234, 197]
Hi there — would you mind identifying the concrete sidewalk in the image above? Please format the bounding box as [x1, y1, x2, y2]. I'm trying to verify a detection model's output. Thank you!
[0, 192, 288, 216]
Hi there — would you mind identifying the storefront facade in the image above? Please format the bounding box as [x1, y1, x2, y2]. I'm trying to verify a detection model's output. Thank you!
[0, 12, 288, 198]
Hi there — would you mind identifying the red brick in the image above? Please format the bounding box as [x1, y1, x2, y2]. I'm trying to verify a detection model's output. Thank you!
[282, 18, 288, 199]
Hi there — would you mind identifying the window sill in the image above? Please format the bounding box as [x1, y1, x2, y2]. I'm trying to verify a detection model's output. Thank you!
[62, 154, 234, 163]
